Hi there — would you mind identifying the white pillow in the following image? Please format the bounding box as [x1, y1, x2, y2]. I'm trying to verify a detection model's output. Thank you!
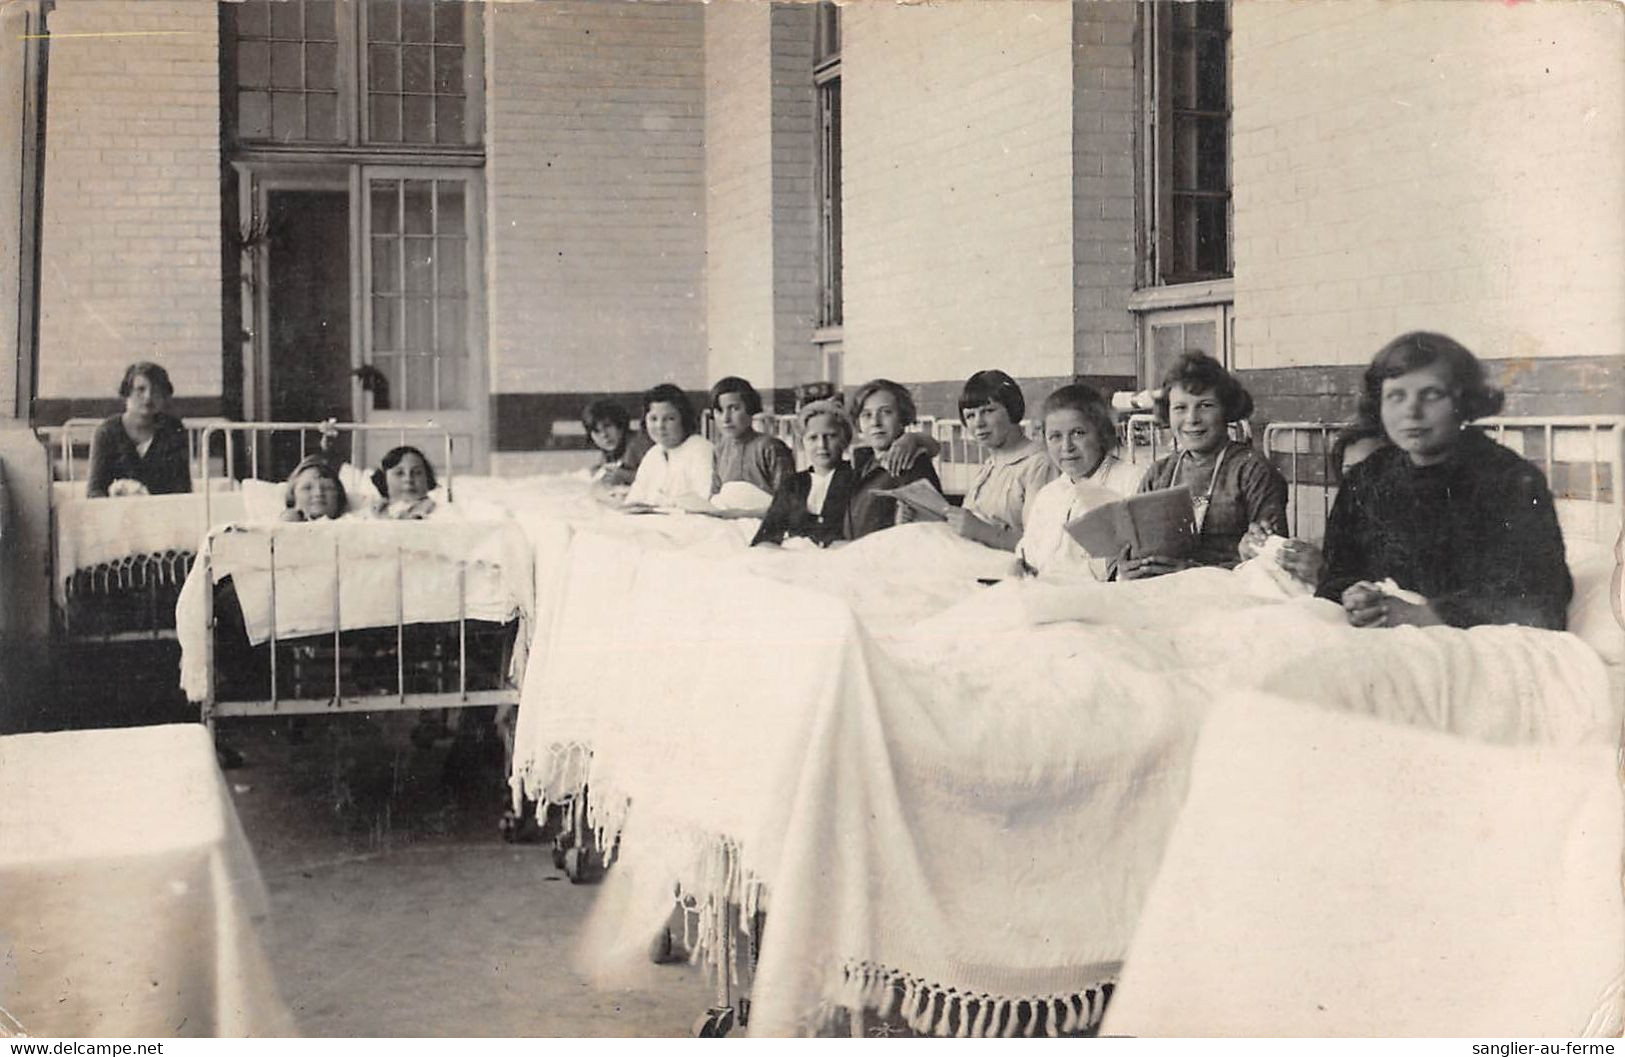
[1567, 539, 1624, 666]
[239, 478, 288, 523]
[337, 462, 381, 506]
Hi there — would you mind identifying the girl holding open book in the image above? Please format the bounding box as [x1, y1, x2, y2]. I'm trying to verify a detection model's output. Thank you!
[1121, 352, 1287, 579]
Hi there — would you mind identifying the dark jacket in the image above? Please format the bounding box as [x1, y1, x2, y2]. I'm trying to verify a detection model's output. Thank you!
[845, 447, 944, 540]
[1138, 440, 1287, 568]
[86, 413, 192, 497]
[750, 464, 859, 547]
[1316, 428, 1572, 630]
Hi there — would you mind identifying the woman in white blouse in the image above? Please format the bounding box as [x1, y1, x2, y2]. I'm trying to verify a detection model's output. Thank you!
[1017, 383, 1144, 579]
[624, 383, 716, 509]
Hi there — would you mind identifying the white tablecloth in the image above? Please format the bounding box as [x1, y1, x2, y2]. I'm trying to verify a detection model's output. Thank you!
[0, 725, 296, 1037]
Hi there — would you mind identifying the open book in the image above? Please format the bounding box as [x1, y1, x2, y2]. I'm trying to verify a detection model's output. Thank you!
[872, 479, 952, 522]
[1064, 485, 1197, 559]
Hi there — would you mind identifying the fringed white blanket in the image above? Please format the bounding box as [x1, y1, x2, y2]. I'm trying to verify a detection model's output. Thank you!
[175, 517, 533, 702]
[510, 522, 1619, 1037]
[53, 490, 246, 605]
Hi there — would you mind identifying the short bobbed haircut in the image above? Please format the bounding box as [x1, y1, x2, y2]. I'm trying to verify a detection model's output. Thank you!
[119, 361, 175, 400]
[371, 445, 438, 497]
[958, 369, 1026, 423]
[796, 398, 854, 448]
[1356, 331, 1504, 426]
[1154, 352, 1254, 425]
[642, 383, 699, 439]
[1040, 384, 1120, 455]
[285, 454, 349, 516]
[709, 375, 764, 416]
[580, 398, 632, 434]
[847, 378, 917, 427]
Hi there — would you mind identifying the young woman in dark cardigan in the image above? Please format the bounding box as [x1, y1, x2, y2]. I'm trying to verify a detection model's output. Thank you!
[86, 362, 192, 498]
[1315, 331, 1572, 630]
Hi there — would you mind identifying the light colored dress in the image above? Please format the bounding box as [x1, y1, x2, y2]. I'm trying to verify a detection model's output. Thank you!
[1016, 453, 1143, 579]
[962, 437, 1057, 538]
[626, 433, 717, 506]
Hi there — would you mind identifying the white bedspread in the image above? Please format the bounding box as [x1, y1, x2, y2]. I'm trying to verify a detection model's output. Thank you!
[508, 522, 1620, 1037]
[53, 490, 246, 604]
[175, 515, 533, 702]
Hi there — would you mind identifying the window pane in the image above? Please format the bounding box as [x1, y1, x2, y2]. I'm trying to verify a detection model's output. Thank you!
[307, 93, 338, 140]
[434, 2, 464, 44]
[1195, 199, 1228, 275]
[370, 93, 402, 142]
[402, 95, 433, 144]
[1196, 36, 1227, 111]
[401, 1, 432, 43]
[404, 298, 433, 351]
[402, 44, 432, 93]
[403, 357, 433, 410]
[438, 356, 464, 410]
[238, 42, 269, 88]
[371, 237, 400, 294]
[368, 44, 400, 91]
[372, 299, 399, 351]
[404, 238, 433, 294]
[372, 354, 401, 403]
[271, 92, 306, 140]
[306, 42, 336, 90]
[435, 239, 465, 294]
[270, 0, 302, 38]
[403, 182, 433, 235]
[367, 0, 399, 42]
[435, 185, 465, 235]
[270, 41, 302, 89]
[1196, 119, 1227, 189]
[434, 96, 465, 144]
[235, 0, 270, 38]
[431, 46, 462, 94]
[435, 301, 466, 355]
[370, 184, 399, 234]
[238, 91, 271, 139]
[306, 0, 336, 40]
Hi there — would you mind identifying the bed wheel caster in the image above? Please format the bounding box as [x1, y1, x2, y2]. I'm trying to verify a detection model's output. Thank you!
[648, 927, 680, 964]
[693, 1005, 736, 1038]
[551, 844, 567, 870]
[562, 845, 600, 884]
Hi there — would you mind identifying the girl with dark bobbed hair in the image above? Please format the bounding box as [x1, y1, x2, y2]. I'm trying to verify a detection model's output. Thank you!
[1123, 352, 1286, 577]
[625, 383, 716, 508]
[581, 398, 653, 488]
[86, 361, 192, 498]
[1316, 331, 1571, 629]
[949, 369, 1056, 551]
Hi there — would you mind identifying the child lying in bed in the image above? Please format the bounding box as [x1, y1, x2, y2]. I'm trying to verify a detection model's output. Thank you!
[368, 445, 437, 520]
[280, 455, 349, 522]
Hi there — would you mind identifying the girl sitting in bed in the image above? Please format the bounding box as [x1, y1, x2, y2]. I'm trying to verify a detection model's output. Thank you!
[625, 383, 716, 508]
[369, 446, 437, 520]
[86, 361, 192, 498]
[1315, 331, 1572, 630]
[280, 455, 348, 522]
[710, 376, 795, 500]
[1121, 353, 1287, 579]
[751, 400, 857, 548]
[845, 378, 945, 539]
[582, 398, 653, 489]
[947, 369, 1056, 551]
[1017, 384, 1143, 578]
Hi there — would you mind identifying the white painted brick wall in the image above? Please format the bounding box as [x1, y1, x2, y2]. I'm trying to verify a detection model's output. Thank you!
[35, 0, 222, 402]
[1232, 1, 1625, 369]
[486, 0, 707, 394]
[841, 1, 1075, 386]
[1072, 1, 1137, 378]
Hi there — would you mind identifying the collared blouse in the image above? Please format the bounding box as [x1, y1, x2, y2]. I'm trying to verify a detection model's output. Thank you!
[962, 437, 1057, 536]
[1017, 453, 1143, 579]
[626, 433, 716, 506]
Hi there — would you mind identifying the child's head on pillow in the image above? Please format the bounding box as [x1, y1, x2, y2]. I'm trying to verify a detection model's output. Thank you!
[372, 445, 437, 504]
[642, 383, 698, 450]
[286, 454, 348, 520]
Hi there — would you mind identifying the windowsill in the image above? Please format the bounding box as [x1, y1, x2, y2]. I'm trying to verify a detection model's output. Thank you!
[1127, 278, 1234, 312]
[813, 325, 844, 345]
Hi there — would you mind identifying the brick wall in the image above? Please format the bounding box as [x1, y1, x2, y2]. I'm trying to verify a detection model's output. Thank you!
[840, 1, 1075, 388]
[1072, 1, 1138, 380]
[35, 0, 223, 406]
[486, 0, 706, 396]
[1231, 1, 1625, 372]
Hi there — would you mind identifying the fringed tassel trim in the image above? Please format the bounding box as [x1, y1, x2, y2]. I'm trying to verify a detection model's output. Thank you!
[824, 960, 1117, 1039]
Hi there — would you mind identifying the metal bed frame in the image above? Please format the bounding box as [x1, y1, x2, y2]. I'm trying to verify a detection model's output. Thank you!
[40, 416, 230, 485]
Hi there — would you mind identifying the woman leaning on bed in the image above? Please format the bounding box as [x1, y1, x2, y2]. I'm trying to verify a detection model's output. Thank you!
[86, 361, 192, 498]
[1315, 331, 1572, 630]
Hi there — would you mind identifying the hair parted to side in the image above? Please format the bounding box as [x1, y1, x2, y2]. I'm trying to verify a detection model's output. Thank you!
[285, 454, 349, 516]
[371, 445, 438, 497]
[642, 383, 699, 438]
[796, 398, 854, 448]
[1153, 352, 1254, 425]
[709, 375, 764, 416]
[119, 361, 175, 399]
[1041, 383, 1120, 455]
[580, 398, 632, 434]
[958, 369, 1026, 423]
[1356, 331, 1504, 426]
[847, 378, 917, 427]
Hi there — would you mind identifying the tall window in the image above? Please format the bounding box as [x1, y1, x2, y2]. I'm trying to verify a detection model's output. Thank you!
[814, 2, 842, 332]
[229, 0, 484, 149]
[1132, 0, 1232, 387]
